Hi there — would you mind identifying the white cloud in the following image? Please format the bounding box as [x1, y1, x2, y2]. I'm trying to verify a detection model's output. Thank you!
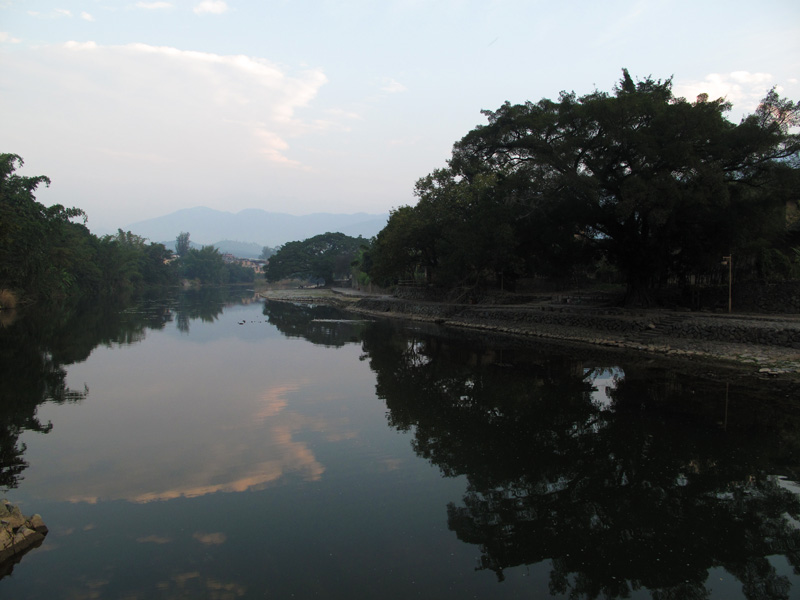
[27, 8, 72, 18]
[81, 12, 95, 22]
[135, 1, 174, 8]
[673, 71, 776, 115]
[0, 40, 351, 225]
[5, 42, 328, 171]
[324, 108, 361, 121]
[0, 32, 21, 43]
[380, 77, 407, 94]
[63, 40, 97, 50]
[193, 0, 228, 15]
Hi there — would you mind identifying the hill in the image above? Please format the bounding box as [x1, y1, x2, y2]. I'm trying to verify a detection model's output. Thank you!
[125, 207, 389, 250]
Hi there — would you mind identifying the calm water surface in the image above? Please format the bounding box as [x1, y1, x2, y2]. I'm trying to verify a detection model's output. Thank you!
[1, 287, 800, 599]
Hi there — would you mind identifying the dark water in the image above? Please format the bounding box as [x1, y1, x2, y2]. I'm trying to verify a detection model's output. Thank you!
[2, 288, 800, 599]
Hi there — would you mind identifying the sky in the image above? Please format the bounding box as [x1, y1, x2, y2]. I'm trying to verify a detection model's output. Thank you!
[1, 0, 799, 233]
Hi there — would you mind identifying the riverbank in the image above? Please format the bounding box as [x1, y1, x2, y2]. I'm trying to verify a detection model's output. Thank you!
[259, 288, 800, 377]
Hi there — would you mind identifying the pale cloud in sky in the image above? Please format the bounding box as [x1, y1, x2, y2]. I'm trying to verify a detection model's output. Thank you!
[0, 32, 21, 43]
[1, 40, 334, 224]
[136, 1, 174, 8]
[80, 11, 94, 22]
[28, 9, 72, 18]
[58, 41, 328, 163]
[673, 71, 776, 114]
[194, 0, 228, 15]
[380, 78, 407, 94]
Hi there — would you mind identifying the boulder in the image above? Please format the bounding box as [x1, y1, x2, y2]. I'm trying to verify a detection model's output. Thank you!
[0, 500, 48, 571]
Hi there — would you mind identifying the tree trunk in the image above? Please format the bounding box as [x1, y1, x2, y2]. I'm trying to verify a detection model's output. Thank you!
[623, 271, 655, 307]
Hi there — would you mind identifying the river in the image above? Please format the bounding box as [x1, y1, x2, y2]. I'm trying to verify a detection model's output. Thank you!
[1, 287, 799, 599]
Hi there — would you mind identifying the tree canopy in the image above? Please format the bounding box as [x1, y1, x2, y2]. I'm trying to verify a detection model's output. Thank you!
[368, 71, 800, 304]
[179, 244, 255, 285]
[266, 232, 366, 285]
[0, 153, 186, 302]
[0, 154, 265, 302]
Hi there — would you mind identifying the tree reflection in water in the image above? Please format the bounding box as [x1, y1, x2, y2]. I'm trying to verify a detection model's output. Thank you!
[263, 300, 370, 348]
[0, 288, 253, 491]
[360, 319, 800, 600]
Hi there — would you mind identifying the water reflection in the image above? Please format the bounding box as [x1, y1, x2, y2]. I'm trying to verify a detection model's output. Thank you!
[360, 320, 800, 599]
[0, 288, 259, 492]
[5, 292, 800, 598]
[263, 300, 371, 347]
[25, 357, 351, 505]
[171, 286, 258, 333]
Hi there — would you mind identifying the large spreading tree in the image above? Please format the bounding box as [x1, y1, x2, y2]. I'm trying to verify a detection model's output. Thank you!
[370, 71, 799, 304]
[448, 70, 799, 303]
[266, 232, 365, 286]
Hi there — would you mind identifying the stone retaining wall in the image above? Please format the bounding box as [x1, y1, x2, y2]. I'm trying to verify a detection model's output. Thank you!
[725, 281, 800, 314]
[395, 281, 800, 313]
[353, 298, 800, 349]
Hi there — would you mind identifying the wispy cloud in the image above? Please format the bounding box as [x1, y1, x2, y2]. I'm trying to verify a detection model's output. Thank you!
[134, 2, 175, 10]
[2, 39, 334, 203]
[673, 71, 776, 115]
[81, 12, 95, 22]
[0, 32, 21, 43]
[135, 1, 174, 9]
[194, 0, 228, 15]
[380, 77, 407, 94]
[28, 8, 72, 18]
[50, 42, 327, 166]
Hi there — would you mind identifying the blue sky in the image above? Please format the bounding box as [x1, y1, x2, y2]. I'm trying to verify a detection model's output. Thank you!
[2, 0, 798, 232]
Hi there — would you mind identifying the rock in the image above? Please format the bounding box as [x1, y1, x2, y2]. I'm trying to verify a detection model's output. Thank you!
[28, 514, 48, 535]
[0, 502, 48, 570]
[1, 505, 25, 529]
[0, 528, 12, 550]
[12, 527, 39, 546]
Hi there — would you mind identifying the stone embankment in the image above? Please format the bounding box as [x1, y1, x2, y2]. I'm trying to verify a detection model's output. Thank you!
[0, 501, 48, 572]
[259, 288, 800, 375]
[348, 296, 800, 376]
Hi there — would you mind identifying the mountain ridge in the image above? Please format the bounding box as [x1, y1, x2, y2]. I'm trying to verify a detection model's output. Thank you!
[124, 206, 389, 249]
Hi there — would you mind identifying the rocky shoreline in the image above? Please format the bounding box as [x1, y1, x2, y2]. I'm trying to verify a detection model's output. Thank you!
[260, 289, 800, 377]
[0, 501, 48, 576]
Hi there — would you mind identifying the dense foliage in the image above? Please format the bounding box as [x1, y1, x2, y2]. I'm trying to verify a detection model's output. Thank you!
[178, 242, 255, 285]
[368, 71, 800, 304]
[0, 154, 174, 302]
[0, 154, 255, 304]
[266, 232, 366, 285]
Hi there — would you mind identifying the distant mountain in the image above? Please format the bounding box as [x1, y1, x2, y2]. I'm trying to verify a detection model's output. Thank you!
[212, 240, 265, 259]
[162, 239, 266, 259]
[125, 207, 389, 250]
